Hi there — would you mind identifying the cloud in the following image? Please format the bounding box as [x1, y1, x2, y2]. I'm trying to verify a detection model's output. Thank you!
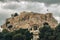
[55, 16, 60, 23]
[0, 0, 19, 2]
[1, 1, 60, 16]
[0, 9, 10, 25]
[0, 7, 16, 25]
[2, 1, 47, 13]
[2, 2, 20, 10]
[0, 1, 60, 26]
[0, 0, 60, 4]
[31, 0, 60, 4]
[48, 4, 60, 16]
[0, 0, 5, 2]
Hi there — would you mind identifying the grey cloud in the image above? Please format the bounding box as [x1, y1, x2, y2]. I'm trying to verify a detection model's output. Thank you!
[53, 12, 60, 17]
[1, 1, 60, 17]
[0, 8, 15, 25]
[0, 13, 9, 25]
[2, 2, 20, 10]
[0, 0, 19, 2]
[0, 0, 5, 2]
[31, 0, 60, 4]
[0, 1, 60, 26]
[2, 1, 60, 17]
[0, 0, 60, 4]
[2, 2, 46, 13]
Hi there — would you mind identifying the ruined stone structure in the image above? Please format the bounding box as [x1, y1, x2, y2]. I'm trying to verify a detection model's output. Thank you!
[1, 11, 58, 31]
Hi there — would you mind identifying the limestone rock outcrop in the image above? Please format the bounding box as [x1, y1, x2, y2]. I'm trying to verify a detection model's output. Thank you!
[1, 11, 58, 31]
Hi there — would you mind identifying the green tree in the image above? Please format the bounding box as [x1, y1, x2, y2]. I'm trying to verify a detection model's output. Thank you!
[25, 30, 33, 40]
[15, 28, 33, 40]
[1, 28, 33, 40]
[55, 23, 60, 40]
[0, 32, 3, 39]
[4, 33, 13, 40]
[39, 22, 54, 40]
[12, 34, 25, 40]
[14, 13, 18, 17]
[2, 29, 9, 34]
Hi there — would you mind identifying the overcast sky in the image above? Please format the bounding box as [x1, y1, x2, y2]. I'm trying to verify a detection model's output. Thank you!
[0, 0, 60, 26]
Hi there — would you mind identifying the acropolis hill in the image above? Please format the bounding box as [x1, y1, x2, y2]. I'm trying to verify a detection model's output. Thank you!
[1, 11, 58, 31]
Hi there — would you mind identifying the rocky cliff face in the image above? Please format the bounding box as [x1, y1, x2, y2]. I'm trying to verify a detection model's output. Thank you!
[1, 11, 58, 31]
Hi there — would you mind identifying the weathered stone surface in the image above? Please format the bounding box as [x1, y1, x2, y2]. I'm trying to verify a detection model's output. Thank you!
[1, 11, 58, 31]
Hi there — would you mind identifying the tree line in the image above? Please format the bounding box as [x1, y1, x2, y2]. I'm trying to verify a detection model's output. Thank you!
[0, 29, 33, 40]
[39, 23, 60, 40]
[0, 23, 60, 40]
